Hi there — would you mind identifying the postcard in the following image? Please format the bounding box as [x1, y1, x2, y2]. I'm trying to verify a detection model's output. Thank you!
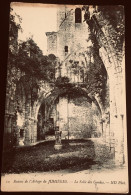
[1, 2, 128, 193]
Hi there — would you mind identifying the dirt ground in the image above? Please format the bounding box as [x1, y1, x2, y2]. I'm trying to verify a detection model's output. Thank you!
[2, 139, 114, 174]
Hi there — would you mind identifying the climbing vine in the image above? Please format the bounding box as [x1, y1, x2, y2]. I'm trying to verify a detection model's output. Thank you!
[7, 8, 57, 104]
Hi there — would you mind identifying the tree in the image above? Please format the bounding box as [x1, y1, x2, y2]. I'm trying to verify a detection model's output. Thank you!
[9, 8, 22, 54]
[17, 39, 56, 82]
[83, 5, 125, 56]
[6, 8, 23, 99]
[7, 8, 57, 106]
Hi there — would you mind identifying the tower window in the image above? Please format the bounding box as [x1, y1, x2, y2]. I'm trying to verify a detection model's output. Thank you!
[65, 46, 68, 52]
[75, 8, 82, 23]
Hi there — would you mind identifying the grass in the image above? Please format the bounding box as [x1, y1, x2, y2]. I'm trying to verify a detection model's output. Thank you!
[1, 139, 112, 174]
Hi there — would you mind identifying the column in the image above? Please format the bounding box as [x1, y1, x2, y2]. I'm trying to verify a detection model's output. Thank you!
[54, 126, 62, 150]
[24, 120, 31, 145]
[24, 96, 31, 145]
[33, 120, 37, 143]
[12, 114, 19, 146]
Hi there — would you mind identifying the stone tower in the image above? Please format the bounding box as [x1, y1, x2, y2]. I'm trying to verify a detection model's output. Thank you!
[45, 32, 57, 56]
[56, 5, 88, 61]
[46, 5, 89, 60]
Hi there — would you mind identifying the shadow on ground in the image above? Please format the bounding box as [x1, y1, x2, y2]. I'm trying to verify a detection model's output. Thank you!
[2, 139, 113, 174]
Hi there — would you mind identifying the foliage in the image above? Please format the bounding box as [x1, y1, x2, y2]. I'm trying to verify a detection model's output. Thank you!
[14, 38, 56, 82]
[83, 5, 125, 55]
[85, 62, 106, 96]
[81, 5, 124, 101]
[98, 6, 125, 35]
[99, 5, 125, 55]
[9, 8, 22, 54]
[83, 38, 107, 100]
[8, 8, 57, 82]
[10, 8, 22, 29]
[55, 76, 71, 87]
[7, 8, 57, 105]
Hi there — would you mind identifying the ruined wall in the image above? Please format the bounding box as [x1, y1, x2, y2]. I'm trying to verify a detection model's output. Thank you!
[57, 5, 88, 61]
[4, 67, 25, 149]
[83, 6, 126, 165]
[54, 95, 102, 139]
[46, 5, 88, 61]
[58, 49, 87, 83]
[46, 32, 57, 56]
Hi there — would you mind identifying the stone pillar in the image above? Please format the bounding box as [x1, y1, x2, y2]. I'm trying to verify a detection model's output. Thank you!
[113, 70, 125, 165]
[99, 47, 122, 163]
[30, 120, 34, 143]
[109, 69, 125, 165]
[113, 115, 124, 165]
[15, 127, 20, 146]
[101, 112, 111, 149]
[102, 119, 106, 141]
[33, 120, 37, 143]
[105, 112, 111, 147]
[4, 114, 8, 134]
[113, 75, 124, 164]
[24, 124, 30, 145]
[5, 94, 10, 114]
[28, 116, 35, 143]
[24, 120, 31, 145]
[7, 116, 12, 133]
[24, 97, 31, 145]
[54, 126, 62, 150]
[18, 129, 25, 146]
[100, 118, 104, 137]
[7, 115, 13, 146]
[3, 115, 11, 149]
[93, 16, 126, 164]
[108, 74, 117, 159]
[12, 114, 19, 146]
[99, 28, 126, 164]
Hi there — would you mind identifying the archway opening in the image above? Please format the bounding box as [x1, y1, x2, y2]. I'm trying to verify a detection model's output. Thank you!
[13, 80, 26, 146]
[37, 101, 46, 141]
[36, 86, 102, 141]
[54, 91, 102, 140]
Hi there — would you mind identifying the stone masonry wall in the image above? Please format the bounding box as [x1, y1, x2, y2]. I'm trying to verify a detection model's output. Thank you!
[55, 95, 102, 139]
[46, 32, 57, 56]
[57, 5, 88, 61]
[85, 6, 126, 165]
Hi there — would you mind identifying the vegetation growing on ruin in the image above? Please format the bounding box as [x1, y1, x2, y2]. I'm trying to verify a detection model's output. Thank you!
[83, 5, 125, 60]
[7, 8, 57, 102]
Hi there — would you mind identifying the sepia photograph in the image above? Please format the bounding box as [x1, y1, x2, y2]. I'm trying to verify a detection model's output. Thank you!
[1, 2, 128, 193]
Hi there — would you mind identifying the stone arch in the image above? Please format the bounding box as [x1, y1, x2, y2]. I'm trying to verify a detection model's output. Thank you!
[11, 78, 27, 146]
[35, 85, 103, 119]
[84, 8, 126, 164]
[34, 85, 103, 140]
[14, 75, 35, 145]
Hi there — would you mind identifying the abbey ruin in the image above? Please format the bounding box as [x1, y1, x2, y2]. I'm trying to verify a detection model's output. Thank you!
[4, 5, 126, 166]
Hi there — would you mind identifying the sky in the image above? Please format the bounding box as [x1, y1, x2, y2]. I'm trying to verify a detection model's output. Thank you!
[11, 2, 58, 54]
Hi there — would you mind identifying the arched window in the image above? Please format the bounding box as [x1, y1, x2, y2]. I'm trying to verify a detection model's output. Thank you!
[75, 8, 82, 23]
[65, 46, 68, 52]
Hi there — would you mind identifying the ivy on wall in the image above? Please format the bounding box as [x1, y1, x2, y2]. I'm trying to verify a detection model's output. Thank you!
[7, 8, 57, 104]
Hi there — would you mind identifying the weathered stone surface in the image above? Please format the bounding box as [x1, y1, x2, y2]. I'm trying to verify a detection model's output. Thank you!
[4, 5, 126, 168]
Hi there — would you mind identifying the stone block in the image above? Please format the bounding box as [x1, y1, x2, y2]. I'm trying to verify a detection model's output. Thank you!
[54, 144, 62, 150]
